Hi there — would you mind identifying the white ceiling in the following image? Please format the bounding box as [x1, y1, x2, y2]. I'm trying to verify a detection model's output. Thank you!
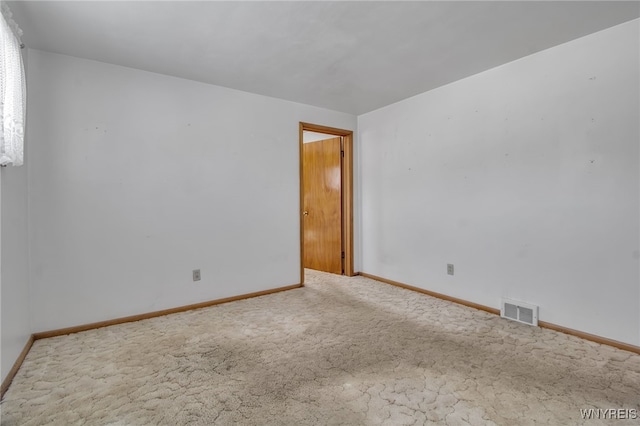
[8, 1, 640, 115]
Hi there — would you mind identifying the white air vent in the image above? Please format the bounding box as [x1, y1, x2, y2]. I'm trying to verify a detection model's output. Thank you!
[501, 298, 538, 326]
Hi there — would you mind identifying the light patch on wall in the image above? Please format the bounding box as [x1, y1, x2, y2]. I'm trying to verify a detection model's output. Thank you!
[303, 131, 335, 144]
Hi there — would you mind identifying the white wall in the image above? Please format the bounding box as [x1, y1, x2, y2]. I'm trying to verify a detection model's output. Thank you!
[1, 162, 31, 383]
[359, 20, 640, 345]
[26, 50, 356, 332]
[1, 44, 32, 384]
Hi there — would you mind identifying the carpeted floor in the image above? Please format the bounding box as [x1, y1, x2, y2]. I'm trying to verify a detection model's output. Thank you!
[1, 270, 639, 425]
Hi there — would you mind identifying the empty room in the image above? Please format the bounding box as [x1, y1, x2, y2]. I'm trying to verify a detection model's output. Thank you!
[1, 1, 639, 424]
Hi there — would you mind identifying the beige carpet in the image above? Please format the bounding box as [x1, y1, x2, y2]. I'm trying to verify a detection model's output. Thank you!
[1, 270, 639, 425]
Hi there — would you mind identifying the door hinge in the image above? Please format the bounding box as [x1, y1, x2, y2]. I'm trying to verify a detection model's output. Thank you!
[342, 251, 345, 259]
[341, 150, 344, 157]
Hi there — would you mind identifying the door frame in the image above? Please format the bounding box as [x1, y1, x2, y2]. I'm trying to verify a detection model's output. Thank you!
[299, 122, 354, 284]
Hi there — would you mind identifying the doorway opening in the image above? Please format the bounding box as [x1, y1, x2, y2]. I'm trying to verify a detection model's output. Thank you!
[299, 122, 354, 284]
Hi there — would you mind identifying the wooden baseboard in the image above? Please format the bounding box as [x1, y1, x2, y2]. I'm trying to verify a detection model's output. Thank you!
[537, 320, 640, 355]
[33, 283, 303, 340]
[1, 334, 35, 399]
[360, 272, 640, 355]
[359, 272, 500, 315]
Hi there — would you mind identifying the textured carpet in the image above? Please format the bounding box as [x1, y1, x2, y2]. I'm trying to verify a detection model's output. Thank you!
[1, 270, 639, 425]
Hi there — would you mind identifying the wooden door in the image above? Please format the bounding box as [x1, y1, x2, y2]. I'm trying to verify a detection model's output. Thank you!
[303, 137, 342, 274]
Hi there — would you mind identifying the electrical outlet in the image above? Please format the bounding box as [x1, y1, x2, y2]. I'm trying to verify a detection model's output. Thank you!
[447, 264, 454, 276]
[193, 269, 201, 281]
